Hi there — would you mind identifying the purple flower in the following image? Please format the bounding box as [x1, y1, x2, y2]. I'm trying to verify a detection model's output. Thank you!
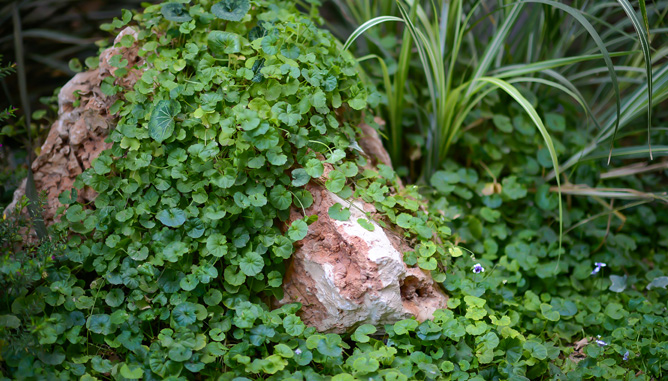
[595, 338, 608, 347]
[623, 351, 629, 361]
[472, 263, 485, 274]
[51, 255, 56, 261]
[294, 348, 302, 355]
[591, 262, 607, 275]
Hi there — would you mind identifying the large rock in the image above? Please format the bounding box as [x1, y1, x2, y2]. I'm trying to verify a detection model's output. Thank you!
[5, 27, 142, 224]
[278, 127, 448, 334]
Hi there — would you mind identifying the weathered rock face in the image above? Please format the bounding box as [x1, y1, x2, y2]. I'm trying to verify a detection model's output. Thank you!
[5, 27, 142, 224]
[279, 183, 448, 333]
[278, 127, 448, 334]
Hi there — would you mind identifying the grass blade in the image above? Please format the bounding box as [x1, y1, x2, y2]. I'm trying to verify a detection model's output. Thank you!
[342, 16, 404, 52]
[476, 77, 562, 270]
[519, 0, 622, 165]
[616, 0, 653, 160]
[492, 52, 635, 79]
[551, 62, 668, 180]
[639, 0, 649, 40]
[465, 4, 523, 97]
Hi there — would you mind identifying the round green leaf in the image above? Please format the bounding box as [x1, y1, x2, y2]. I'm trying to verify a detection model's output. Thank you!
[172, 302, 197, 327]
[325, 170, 346, 193]
[149, 100, 181, 143]
[204, 289, 223, 306]
[291, 168, 310, 187]
[120, 364, 144, 379]
[162, 3, 192, 22]
[211, 0, 250, 21]
[288, 219, 308, 241]
[352, 324, 376, 343]
[328, 203, 350, 221]
[207, 31, 241, 55]
[239, 252, 264, 276]
[168, 343, 193, 362]
[105, 289, 125, 308]
[269, 185, 292, 210]
[283, 315, 305, 336]
[524, 341, 548, 360]
[156, 208, 187, 227]
[272, 235, 293, 259]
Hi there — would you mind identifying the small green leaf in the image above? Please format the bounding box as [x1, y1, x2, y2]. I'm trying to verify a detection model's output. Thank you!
[105, 289, 125, 308]
[58, 188, 78, 205]
[524, 341, 548, 360]
[292, 168, 310, 187]
[274, 343, 294, 358]
[208, 31, 241, 55]
[288, 219, 308, 241]
[328, 203, 350, 221]
[68, 58, 82, 73]
[540, 303, 560, 321]
[325, 171, 346, 193]
[394, 319, 419, 335]
[204, 289, 223, 306]
[168, 343, 193, 362]
[66, 204, 86, 222]
[357, 218, 375, 232]
[162, 3, 192, 22]
[604, 303, 626, 319]
[417, 256, 437, 271]
[283, 315, 305, 337]
[149, 100, 181, 143]
[156, 208, 186, 227]
[272, 235, 293, 259]
[492, 114, 513, 133]
[305, 159, 324, 178]
[120, 364, 144, 379]
[172, 302, 197, 326]
[239, 252, 264, 276]
[269, 185, 292, 210]
[352, 324, 376, 343]
[0, 315, 21, 329]
[211, 0, 251, 22]
[206, 234, 228, 258]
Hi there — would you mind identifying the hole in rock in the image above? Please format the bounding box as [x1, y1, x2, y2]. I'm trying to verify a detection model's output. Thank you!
[400, 275, 429, 301]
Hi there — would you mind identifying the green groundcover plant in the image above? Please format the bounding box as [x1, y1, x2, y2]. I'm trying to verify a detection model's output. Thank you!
[1, 1, 668, 380]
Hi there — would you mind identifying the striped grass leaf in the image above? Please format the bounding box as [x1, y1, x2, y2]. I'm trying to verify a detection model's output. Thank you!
[465, 4, 523, 97]
[551, 63, 668, 179]
[616, 0, 653, 160]
[519, 0, 622, 165]
[491, 52, 635, 79]
[342, 16, 404, 52]
[475, 76, 563, 271]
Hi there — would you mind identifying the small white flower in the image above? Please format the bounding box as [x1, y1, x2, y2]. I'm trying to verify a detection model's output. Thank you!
[595, 339, 608, 347]
[472, 263, 485, 274]
[591, 262, 607, 275]
[294, 348, 302, 355]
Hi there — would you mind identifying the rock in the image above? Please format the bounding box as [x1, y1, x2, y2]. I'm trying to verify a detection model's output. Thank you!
[5, 27, 142, 225]
[358, 117, 393, 170]
[278, 128, 447, 333]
